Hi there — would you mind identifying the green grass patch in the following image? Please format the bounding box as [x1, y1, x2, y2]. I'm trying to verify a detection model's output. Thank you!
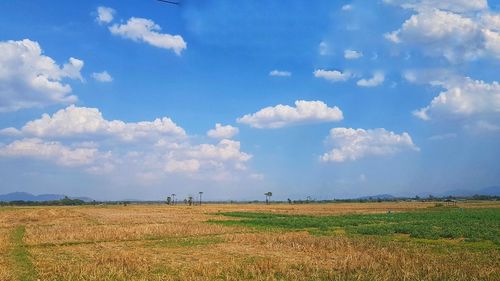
[10, 226, 37, 281]
[210, 208, 500, 246]
[146, 236, 223, 248]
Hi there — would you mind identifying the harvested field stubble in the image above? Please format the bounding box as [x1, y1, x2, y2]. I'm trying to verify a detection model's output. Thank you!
[0, 202, 498, 281]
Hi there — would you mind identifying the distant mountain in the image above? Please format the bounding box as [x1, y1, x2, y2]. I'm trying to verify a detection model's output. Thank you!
[356, 194, 395, 200]
[477, 186, 500, 196]
[440, 186, 500, 197]
[0, 192, 92, 202]
[72, 196, 94, 202]
[415, 186, 500, 198]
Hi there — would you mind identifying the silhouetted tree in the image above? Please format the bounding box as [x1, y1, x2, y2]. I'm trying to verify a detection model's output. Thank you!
[199, 192, 203, 205]
[264, 192, 273, 204]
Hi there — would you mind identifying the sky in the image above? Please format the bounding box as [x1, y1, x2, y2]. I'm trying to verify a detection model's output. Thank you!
[0, 0, 499, 201]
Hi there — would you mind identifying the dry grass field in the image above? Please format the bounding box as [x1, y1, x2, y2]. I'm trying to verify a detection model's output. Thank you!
[0, 201, 499, 281]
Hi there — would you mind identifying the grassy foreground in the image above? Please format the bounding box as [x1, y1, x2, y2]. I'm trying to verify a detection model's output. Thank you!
[0, 202, 498, 280]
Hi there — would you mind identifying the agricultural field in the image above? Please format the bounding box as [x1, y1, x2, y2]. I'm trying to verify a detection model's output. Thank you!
[0, 201, 499, 281]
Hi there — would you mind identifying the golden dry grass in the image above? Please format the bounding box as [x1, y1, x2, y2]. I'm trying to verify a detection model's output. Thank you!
[0, 201, 498, 281]
[0, 228, 14, 281]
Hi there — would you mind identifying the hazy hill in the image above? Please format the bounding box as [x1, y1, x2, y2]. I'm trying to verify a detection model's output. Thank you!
[356, 194, 395, 200]
[0, 192, 92, 202]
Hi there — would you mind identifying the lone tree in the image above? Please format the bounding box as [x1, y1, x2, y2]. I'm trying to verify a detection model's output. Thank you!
[264, 192, 273, 205]
[198, 192, 203, 206]
[166, 196, 172, 205]
[187, 196, 193, 206]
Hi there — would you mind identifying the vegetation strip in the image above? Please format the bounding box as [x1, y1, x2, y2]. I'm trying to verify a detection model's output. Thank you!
[28, 230, 259, 248]
[211, 207, 500, 245]
[10, 226, 37, 281]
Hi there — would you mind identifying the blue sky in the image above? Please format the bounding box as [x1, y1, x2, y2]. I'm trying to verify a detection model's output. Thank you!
[0, 0, 499, 200]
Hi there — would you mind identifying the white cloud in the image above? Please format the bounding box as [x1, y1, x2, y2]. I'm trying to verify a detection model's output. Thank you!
[0, 39, 83, 112]
[318, 41, 329, 55]
[1, 105, 186, 141]
[109, 17, 186, 55]
[156, 139, 252, 177]
[165, 159, 200, 173]
[96, 6, 115, 24]
[383, 0, 488, 13]
[313, 69, 352, 82]
[62, 58, 84, 81]
[344, 49, 363, 59]
[357, 72, 385, 87]
[385, 3, 500, 62]
[413, 77, 500, 120]
[237, 100, 343, 129]
[146, 141, 252, 179]
[473, 120, 500, 132]
[342, 4, 353, 11]
[482, 13, 500, 31]
[186, 139, 252, 163]
[92, 71, 113, 82]
[428, 133, 457, 141]
[269, 70, 291, 77]
[0, 106, 254, 180]
[0, 138, 106, 167]
[321, 128, 419, 162]
[207, 123, 239, 139]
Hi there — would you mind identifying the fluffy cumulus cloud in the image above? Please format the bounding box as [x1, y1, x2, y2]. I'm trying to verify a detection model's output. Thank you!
[158, 139, 252, 178]
[269, 70, 291, 77]
[357, 72, 385, 87]
[1, 105, 186, 141]
[96, 6, 115, 24]
[0, 39, 83, 112]
[92, 71, 113, 82]
[109, 17, 186, 55]
[0, 106, 254, 181]
[0, 138, 108, 167]
[237, 100, 343, 129]
[313, 69, 352, 82]
[413, 77, 500, 120]
[482, 13, 500, 31]
[207, 123, 239, 139]
[385, 0, 500, 62]
[321, 128, 419, 162]
[165, 159, 200, 173]
[186, 139, 251, 163]
[344, 49, 363, 59]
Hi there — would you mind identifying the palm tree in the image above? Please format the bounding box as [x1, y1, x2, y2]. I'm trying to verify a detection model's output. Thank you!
[264, 192, 273, 205]
[198, 192, 203, 206]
